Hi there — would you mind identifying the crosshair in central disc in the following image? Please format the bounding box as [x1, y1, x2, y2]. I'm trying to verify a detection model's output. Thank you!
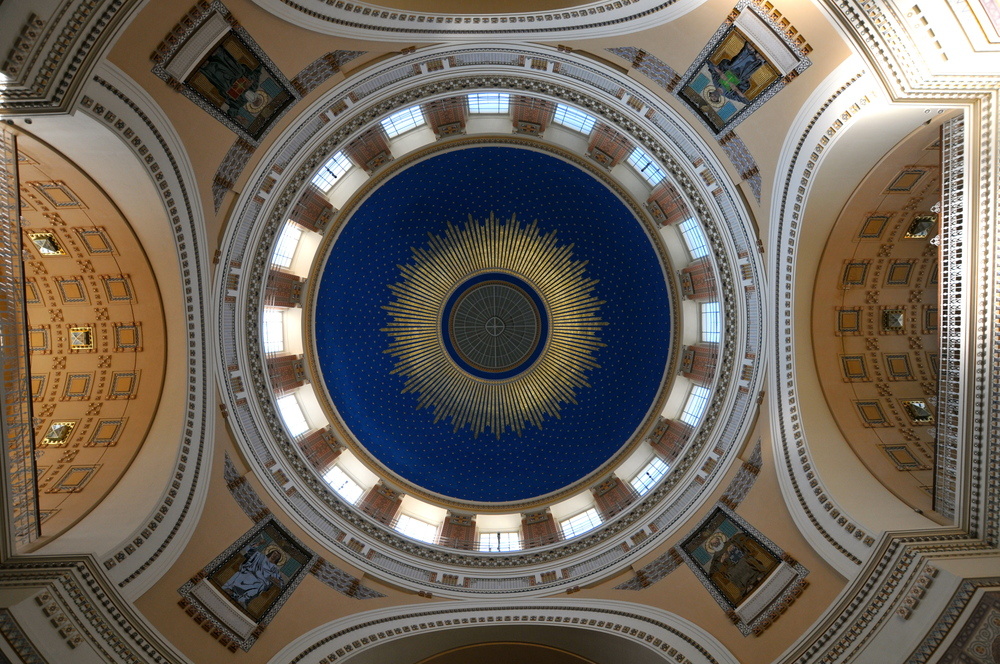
[450, 280, 541, 372]
[440, 271, 549, 380]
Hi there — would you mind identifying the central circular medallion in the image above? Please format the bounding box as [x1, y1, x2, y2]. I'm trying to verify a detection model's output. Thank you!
[382, 217, 603, 434]
[484, 317, 505, 337]
[443, 273, 547, 377]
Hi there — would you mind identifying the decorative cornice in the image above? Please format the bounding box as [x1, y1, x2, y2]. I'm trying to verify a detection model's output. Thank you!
[0, 557, 187, 663]
[249, 0, 695, 41]
[0, 609, 48, 664]
[0, 0, 144, 115]
[769, 67, 880, 572]
[270, 600, 739, 664]
[778, 534, 993, 664]
[823, 0, 1000, 96]
[75, 64, 214, 597]
[909, 577, 1000, 662]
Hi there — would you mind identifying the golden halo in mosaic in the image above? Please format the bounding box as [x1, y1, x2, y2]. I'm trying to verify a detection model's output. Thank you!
[382, 214, 607, 437]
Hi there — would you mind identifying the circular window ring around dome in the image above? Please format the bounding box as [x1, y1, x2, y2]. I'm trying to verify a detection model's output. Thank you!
[310, 139, 675, 507]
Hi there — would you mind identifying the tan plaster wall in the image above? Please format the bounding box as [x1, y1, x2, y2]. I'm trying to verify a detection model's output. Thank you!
[135, 414, 412, 663]
[134, 404, 848, 664]
[17, 130, 167, 545]
[104, 0, 408, 247]
[100, 2, 897, 661]
[790, 104, 946, 535]
[811, 117, 949, 519]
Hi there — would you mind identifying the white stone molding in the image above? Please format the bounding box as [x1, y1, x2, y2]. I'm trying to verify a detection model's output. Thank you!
[249, 0, 705, 42]
[56, 61, 215, 601]
[819, 0, 999, 546]
[0, 0, 145, 115]
[0, 557, 193, 664]
[267, 598, 741, 664]
[767, 57, 918, 576]
[767, 0, 1000, 579]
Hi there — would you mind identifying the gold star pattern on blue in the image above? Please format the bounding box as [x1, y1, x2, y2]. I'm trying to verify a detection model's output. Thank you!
[314, 146, 671, 502]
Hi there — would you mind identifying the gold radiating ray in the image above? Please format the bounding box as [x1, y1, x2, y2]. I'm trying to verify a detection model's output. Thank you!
[382, 214, 607, 437]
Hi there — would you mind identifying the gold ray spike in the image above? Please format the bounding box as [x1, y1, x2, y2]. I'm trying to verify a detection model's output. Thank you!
[382, 214, 606, 437]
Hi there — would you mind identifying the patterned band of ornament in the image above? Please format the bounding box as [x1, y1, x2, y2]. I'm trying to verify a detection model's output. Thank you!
[382, 214, 606, 437]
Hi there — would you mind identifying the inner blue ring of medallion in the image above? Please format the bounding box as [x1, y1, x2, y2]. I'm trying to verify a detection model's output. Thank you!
[313, 146, 672, 503]
[441, 272, 549, 380]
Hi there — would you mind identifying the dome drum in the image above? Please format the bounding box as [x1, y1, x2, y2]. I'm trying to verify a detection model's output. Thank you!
[216, 43, 765, 595]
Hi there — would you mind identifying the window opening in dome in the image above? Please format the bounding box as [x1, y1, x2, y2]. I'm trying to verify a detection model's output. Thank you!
[678, 218, 710, 259]
[394, 513, 438, 543]
[272, 222, 303, 268]
[312, 151, 352, 192]
[700, 301, 722, 343]
[381, 105, 426, 138]
[468, 93, 510, 114]
[627, 147, 667, 186]
[679, 385, 711, 427]
[261, 308, 285, 354]
[276, 393, 310, 438]
[479, 531, 521, 552]
[630, 456, 670, 495]
[552, 104, 597, 135]
[324, 465, 364, 504]
[560, 508, 602, 538]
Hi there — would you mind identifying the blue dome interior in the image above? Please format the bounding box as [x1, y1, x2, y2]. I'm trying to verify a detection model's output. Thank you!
[314, 146, 672, 502]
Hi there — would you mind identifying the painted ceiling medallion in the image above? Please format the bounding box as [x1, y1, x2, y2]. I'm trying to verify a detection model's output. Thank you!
[383, 214, 606, 437]
[313, 145, 671, 502]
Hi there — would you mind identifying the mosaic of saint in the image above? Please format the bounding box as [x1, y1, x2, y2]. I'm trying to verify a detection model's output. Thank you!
[679, 28, 779, 135]
[681, 508, 780, 607]
[186, 33, 294, 141]
[208, 520, 311, 621]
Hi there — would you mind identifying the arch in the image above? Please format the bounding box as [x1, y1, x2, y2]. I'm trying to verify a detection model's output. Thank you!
[21, 62, 217, 600]
[767, 56, 958, 576]
[268, 599, 740, 664]
[247, 0, 705, 42]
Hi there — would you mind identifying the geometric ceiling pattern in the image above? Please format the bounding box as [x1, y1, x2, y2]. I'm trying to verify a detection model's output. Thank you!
[17, 133, 166, 542]
[812, 119, 945, 518]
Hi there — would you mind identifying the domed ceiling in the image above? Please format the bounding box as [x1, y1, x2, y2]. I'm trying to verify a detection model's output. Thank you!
[312, 144, 673, 503]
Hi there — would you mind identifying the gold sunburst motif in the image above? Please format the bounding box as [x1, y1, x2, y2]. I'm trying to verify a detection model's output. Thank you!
[382, 213, 607, 437]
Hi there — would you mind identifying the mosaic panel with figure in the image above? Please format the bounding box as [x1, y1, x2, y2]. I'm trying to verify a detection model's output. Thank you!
[151, 2, 299, 145]
[677, 504, 809, 635]
[185, 32, 295, 142]
[681, 507, 780, 608]
[207, 519, 312, 622]
[675, 0, 811, 137]
[179, 516, 318, 650]
[679, 29, 778, 134]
